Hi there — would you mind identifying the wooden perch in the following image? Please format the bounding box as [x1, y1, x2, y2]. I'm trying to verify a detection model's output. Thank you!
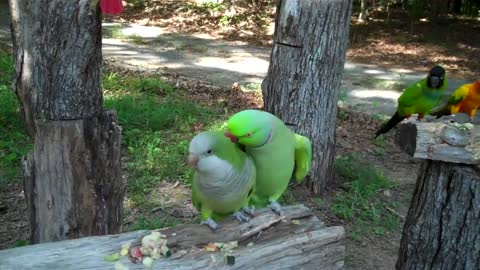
[0, 204, 345, 270]
[395, 122, 480, 164]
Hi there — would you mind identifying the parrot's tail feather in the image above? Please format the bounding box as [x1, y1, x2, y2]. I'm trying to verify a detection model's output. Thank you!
[375, 112, 405, 138]
[293, 135, 312, 182]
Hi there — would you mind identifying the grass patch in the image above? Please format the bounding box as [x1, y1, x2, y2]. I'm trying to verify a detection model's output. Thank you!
[129, 215, 182, 231]
[0, 50, 31, 190]
[103, 25, 125, 39]
[373, 136, 388, 156]
[332, 154, 400, 237]
[102, 69, 225, 210]
[126, 34, 147, 45]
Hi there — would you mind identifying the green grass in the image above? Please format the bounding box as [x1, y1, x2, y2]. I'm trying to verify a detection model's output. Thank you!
[0, 50, 31, 190]
[126, 34, 147, 45]
[373, 136, 388, 156]
[129, 215, 183, 231]
[102, 69, 225, 211]
[332, 153, 400, 237]
[103, 25, 125, 39]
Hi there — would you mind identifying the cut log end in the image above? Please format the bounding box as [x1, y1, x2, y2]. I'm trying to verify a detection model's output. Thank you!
[395, 122, 480, 164]
[0, 204, 345, 270]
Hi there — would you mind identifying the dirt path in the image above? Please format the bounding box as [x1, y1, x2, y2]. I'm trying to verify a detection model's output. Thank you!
[0, 3, 470, 117]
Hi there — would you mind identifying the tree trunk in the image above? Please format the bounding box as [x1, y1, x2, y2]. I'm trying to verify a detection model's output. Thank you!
[396, 161, 480, 270]
[262, 0, 353, 194]
[9, 0, 125, 243]
[358, 0, 368, 22]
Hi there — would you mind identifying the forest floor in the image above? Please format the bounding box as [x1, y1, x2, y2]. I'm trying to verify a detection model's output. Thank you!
[1, 1, 479, 270]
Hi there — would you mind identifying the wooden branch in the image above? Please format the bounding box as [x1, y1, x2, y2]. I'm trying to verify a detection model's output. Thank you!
[395, 122, 480, 164]
[0, 205, 345, 270]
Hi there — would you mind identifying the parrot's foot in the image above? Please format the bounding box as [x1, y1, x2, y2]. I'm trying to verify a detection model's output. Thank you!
[201, 218, 219, 231]
[241, 206, 255, 217]
[268, 201, 284, 216]
[233, 211, 250, 223]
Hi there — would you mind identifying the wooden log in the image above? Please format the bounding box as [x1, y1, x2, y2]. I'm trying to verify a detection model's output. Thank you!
[0, 205, 345, 270]
[395, 122, 480, 164]
[396, 161, 480, 270]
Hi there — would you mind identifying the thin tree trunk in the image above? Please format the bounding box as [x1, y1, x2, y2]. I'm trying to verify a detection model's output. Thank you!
[262, 0, 353, 194]
[9, 0, 126, 243]
[396, 161, 480, 270]
[358, 0, 368, 22]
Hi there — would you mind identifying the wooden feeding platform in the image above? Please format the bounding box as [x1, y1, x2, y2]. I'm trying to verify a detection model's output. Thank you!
[0, 205, 345, 270]
[393, 121, 480, 269]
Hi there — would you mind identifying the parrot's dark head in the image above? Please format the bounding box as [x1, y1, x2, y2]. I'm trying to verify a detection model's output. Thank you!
[426, 65, 446, 89]
[225, 109, 272, 147]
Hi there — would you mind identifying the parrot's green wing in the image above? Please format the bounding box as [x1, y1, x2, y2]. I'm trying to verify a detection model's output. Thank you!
[293, 134, 312, 182]
[397, 81, 424, 116]
[191, 181, 200, 211]
[447, 84, 469, 105]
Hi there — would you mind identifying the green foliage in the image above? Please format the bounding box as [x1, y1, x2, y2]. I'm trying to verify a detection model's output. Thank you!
[332, 154, 400, 237]
[14, 240, 28, 247]
[407, 0, 424, 19]
[0, 51, 31, 190]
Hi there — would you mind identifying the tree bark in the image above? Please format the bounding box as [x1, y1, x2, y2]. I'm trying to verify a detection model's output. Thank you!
[396, 161, 480, 270]
[262, 0, 353, 194]
[9, 0, 125, 243]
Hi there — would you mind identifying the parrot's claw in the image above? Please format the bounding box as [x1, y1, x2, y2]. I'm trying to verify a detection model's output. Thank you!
[233, 211, 250, 223]
[201, 218, 219, 231]
[268, 201, 284, 216]
[241, 206, 255, 217]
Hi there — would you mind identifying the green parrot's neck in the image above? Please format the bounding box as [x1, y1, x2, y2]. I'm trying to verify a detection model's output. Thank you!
[252, 118, 274, 148]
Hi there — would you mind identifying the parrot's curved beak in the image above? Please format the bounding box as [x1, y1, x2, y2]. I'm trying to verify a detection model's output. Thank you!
[225, 131, 238, 143]
[188, 154, 199, 168]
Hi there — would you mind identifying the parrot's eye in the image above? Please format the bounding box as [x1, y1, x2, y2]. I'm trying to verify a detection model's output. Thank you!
[246, 132, 252, 137]
[206, 149, 213, 155]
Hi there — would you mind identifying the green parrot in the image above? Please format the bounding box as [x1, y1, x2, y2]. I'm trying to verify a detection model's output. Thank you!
[188, 130, 256, 230]
[375, 65, 447, 138]
[224, 109, 312, 215]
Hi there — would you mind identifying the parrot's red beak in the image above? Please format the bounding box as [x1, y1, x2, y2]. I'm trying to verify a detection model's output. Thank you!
[225, 131, 238, 143]
[188, 154, 199, 168]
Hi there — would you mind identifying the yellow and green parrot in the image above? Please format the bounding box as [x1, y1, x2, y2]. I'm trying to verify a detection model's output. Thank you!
[432, 80, 480, 121]
[188, 130, 256, 230]
[375, 65, 447, 138]
[225, 109, 312, 215]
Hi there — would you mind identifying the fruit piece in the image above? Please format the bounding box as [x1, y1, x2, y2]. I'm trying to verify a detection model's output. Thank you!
[130, 246, 143, 262]
[225, 254, 235, 265]
[142, 257, 154, 268]
[205, 243, 220, 252]
[104, 253, 120, 262]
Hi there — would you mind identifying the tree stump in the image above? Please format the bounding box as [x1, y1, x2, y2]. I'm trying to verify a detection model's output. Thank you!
[261, 0, 353, 194]
[9, 0, 125, 243]
[394, 122, 480, 270]
[0, 205, 346, 270]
